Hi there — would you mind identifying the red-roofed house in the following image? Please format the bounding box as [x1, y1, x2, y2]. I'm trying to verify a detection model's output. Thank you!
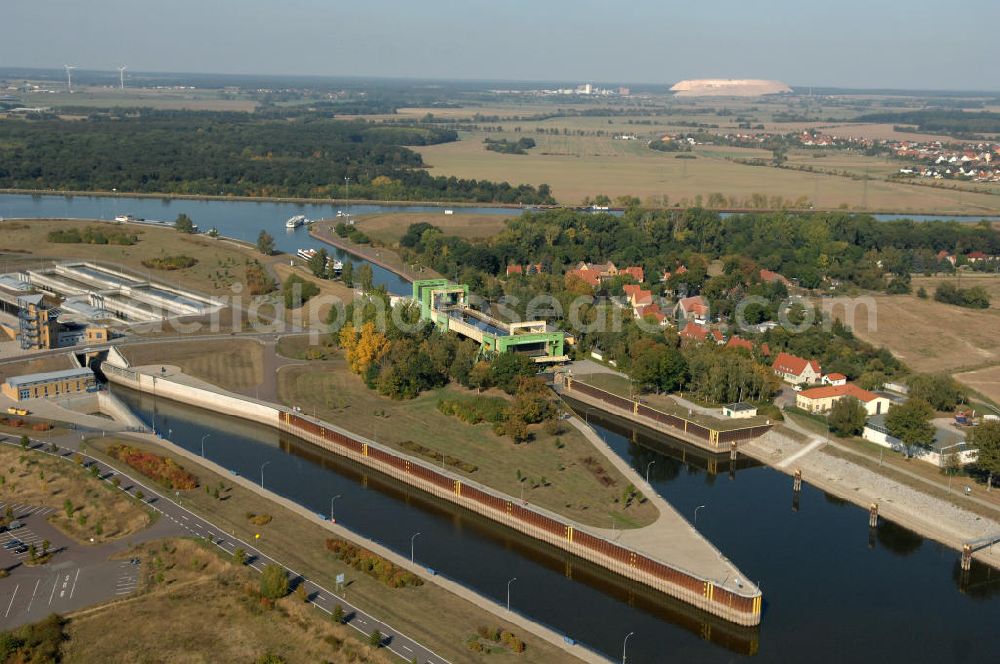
[759, 269, 790, 286]
[726, 336, 754, 352]
[674, 295, 709, 324]
[772, 352, 822, 385]
[679, 322, 723, 344]
[660, 265, 688, 282]
[796, 383, 890, 416]
[822, 372, 847, 386]
[623, 284, 653, 308]
[565, 266, 602, 289]
[966, 251, 989, 263]
[937, 250, 957, 266]
[637, 302, 668, 325]
[620, 266, 645, 283]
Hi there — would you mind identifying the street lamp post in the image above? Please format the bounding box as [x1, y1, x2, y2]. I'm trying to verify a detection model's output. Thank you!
[506, 577, 517, 612]
[622, 631, 635, 664]
[260, 461, 271, 489]
[330, 494, 342, 521]
[201, 433, 210, 458]
[694, 504, 706, 524]
[410, 532, 421, 563]
[645, 461, 655, 485]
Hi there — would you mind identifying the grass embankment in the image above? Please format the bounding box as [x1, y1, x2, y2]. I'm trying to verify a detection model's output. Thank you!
[61, 538, 395, 664]
[0, 219, 263, 296]
[85, 436, 576, 663]
[575, 372, 772, 430]
[0, 444, 150, 544]
[276, 357, 658, 529]
[121, 338, 264, 393]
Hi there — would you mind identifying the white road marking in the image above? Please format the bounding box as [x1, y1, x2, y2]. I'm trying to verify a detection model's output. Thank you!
[47, 574, 58, 606]
[69, 568, 80, 599]
[4, 585, 18, 618]
[24, 579, 40, 616]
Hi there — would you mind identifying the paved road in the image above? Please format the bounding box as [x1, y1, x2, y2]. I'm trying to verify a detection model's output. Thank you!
[0, 435, 450, 664]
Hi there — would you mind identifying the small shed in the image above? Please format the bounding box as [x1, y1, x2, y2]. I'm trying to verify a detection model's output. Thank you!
[723, 402, 758, 419]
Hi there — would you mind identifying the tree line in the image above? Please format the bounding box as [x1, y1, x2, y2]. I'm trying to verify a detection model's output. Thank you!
[0, 111, 554, 204]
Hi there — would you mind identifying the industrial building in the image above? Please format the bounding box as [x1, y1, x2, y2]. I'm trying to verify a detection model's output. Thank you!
[1, 366, 97, 401]
[0, 261, 221, 349]
[412, 279, 567, 363]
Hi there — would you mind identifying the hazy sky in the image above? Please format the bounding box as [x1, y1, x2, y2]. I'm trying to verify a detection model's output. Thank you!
[4, 0, 999, 90]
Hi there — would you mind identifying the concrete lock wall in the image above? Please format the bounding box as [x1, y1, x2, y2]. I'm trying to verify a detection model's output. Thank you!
[558, 376, 771, 452]
[101, 362, 762, 627]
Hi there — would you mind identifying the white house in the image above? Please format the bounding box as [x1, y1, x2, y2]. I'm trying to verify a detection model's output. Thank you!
[772, 352, 822, 386]
[863, 415, 978, 468]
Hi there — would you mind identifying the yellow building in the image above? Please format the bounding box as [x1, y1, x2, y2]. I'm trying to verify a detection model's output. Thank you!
[2, 367, 97, 402]
[796, 383, 891, 416]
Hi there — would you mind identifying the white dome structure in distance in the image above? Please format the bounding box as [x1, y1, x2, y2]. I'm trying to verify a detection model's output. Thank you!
[669, 79, 792, 97]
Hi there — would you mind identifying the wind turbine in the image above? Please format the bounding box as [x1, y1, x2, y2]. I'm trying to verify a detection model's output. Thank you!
[64, 65, 77, 93]
[118, 65, 127, 90]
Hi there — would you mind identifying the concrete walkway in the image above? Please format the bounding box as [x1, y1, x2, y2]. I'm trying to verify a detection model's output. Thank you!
[567, 418, 759, 596]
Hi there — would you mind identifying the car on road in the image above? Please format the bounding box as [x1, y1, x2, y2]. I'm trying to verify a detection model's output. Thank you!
[3, 539, 22, 550]
[8, 520, 23, 530]
[13, 545, 27, 554]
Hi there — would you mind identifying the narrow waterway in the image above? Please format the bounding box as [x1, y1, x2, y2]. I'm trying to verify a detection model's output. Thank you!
[0, 193, 516, 295]
[112, 385, 1000, 663]
[3, 193, 999, 297]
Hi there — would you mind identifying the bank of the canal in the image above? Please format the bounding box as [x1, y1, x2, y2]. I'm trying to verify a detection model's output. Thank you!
[106, 383, 1000, 663]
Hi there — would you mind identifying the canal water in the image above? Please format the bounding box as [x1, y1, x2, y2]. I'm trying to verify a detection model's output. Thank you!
[112, 386, 1000, 663]
[0, 193, 516, 295]
[3, 193, 998, 297]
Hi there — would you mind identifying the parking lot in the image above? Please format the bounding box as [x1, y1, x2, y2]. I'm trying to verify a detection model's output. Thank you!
[0, 503, 178, 631]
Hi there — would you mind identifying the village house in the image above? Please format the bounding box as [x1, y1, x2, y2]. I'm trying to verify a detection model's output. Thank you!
[759, 269, 790, 286]
[771, 352, 822, 385]
[637, 302, 668, 326]
[623, 284, 653, 309]
[936, 250, 957, 267]
[566, 261, 645, 290]
[725, 335, 771, 356]
[796, 383, 891, 416]
[679, 321, 723, 344]
[660, 265, 688, 282]
[673, 295, 709, 325]
[822, 372, 847, 386]
[863, 415, 978, 468]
